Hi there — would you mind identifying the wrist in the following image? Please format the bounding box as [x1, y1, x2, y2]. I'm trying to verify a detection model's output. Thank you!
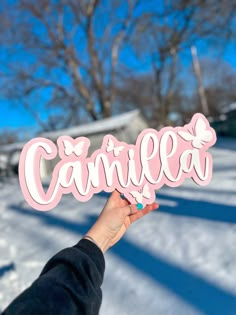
[84, 227, 111, 254]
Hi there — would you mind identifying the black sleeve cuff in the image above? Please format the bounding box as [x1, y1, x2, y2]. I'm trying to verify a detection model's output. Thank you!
[73, 238, 105, 277]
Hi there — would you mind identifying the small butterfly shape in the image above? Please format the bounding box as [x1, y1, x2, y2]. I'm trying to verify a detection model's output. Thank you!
[178, 117, 213, 149]
[106, 138, 124, 157]
[63, 140, 85, 157]
[130, 184, 151, 204]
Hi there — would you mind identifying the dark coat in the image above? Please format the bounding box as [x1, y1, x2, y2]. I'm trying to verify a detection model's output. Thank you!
[2, 239, 105, 315]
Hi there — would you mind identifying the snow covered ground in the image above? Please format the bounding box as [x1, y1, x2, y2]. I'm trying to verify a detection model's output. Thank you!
[0, 137, 236, 314]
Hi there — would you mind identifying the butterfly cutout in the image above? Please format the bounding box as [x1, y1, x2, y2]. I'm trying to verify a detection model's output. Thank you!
[106, 139, 124, 157]
[178, 117, 213, 149]
[63, 140, 85, 157]
[130, 183, 151, 204]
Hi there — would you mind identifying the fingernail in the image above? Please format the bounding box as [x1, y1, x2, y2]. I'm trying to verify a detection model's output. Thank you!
[137, 203, 143, 210]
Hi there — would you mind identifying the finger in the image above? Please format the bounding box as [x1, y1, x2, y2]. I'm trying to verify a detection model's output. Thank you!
[122, 202, 158, 218]
[120, 198, 130, 207]
[113, 190, 121, 198]
[113, 190, 130, 207]
[129, 203, 159, 224]
[104, 190, 127, 209]
[129, 205, 155, 223]
[120, 204, 137, 217]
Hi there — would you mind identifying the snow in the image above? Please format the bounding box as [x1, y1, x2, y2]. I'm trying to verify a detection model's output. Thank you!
[1, 137, 236, 314]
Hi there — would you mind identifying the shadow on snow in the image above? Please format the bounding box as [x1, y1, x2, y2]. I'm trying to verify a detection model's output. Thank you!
[8, 196, 236, 315]
[0, 262, 15, 278]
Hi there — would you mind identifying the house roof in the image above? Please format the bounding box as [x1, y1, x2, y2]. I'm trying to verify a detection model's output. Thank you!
[0, 142, 25, 154]
[40, 110, 140, 140]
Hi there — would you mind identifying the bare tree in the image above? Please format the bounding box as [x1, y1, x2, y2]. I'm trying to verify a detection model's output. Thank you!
[128, 0, 236, 124]
[0, 129, 19, 145]
[192, 59, 236, 117]
[0, 0, 140, 131]
[0, 0, 235, 132]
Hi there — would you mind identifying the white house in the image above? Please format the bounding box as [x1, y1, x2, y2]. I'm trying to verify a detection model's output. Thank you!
[0, 110, 147, 179]
[40, 110, 147, 178]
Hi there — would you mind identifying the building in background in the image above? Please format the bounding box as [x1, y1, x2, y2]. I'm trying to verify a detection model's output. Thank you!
[211, 103, 236, 138]
[40, 110, 147, 179]
[0, 110, 147, 179]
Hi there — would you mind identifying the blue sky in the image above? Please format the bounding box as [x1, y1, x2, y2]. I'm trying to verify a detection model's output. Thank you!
[2, 105, 32, 128]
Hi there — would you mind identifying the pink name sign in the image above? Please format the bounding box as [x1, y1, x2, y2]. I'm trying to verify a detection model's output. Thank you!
[19, 113, 216, 210]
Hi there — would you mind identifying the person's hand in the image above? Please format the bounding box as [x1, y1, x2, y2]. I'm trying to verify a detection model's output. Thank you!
[85, 190, 159, 253]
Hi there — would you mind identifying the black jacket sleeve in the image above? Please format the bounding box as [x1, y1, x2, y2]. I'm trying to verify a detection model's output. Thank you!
[2, 239, 105, 315]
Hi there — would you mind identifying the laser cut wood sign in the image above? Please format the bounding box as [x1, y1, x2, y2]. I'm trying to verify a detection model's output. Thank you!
[19, 113, 217, 210]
